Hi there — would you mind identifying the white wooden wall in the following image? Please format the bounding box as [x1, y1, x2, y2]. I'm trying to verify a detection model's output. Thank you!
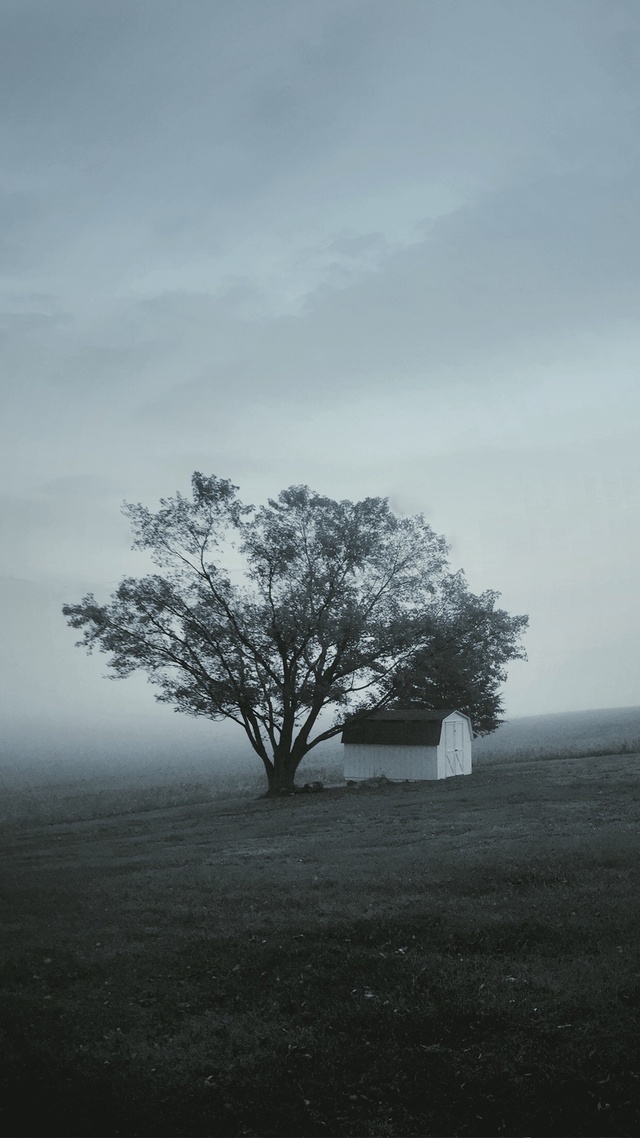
[344, 743, 439, 781]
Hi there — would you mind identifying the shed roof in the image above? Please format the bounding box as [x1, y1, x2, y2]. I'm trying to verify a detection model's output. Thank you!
[341, 709, 461, 747]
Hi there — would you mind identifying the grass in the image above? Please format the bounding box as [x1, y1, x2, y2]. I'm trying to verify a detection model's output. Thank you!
[1, 751, 639, 1136]
[473, 705, 640, 766]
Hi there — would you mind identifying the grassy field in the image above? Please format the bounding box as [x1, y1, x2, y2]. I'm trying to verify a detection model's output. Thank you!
[1, 750, 639, 1138]
[473, 705, 640, 764]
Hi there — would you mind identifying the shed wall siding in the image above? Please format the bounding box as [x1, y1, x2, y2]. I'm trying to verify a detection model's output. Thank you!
[344, 744, 439, 781]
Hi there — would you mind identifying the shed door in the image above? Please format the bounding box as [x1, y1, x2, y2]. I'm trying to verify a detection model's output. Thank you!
[444, 719, 464, 776]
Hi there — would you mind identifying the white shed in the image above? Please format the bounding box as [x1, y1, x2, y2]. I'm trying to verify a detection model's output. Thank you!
[341, 709, 473, 782]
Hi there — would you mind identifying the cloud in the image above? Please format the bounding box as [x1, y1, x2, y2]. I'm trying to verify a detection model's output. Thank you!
[0, 0, 639, 728]
[109, 156, 640, 439]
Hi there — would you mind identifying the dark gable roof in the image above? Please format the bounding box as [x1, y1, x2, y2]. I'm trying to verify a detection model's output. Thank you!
[341, 709, 460, 747]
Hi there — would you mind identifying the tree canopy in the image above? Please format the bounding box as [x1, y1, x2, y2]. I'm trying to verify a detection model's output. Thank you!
[63, 473, 528, 794]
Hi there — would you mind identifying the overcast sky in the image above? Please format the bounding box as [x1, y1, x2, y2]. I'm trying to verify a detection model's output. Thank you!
[1, 0, 639, 769]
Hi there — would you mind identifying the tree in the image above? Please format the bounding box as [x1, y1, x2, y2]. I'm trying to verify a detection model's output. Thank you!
[386, 572, 528, 736]
[63, 473, 527, 794]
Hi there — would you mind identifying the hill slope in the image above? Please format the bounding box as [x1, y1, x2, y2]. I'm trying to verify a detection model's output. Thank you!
[474, 704, 640, 761]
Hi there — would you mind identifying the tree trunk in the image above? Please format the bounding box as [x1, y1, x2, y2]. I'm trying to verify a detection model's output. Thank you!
[265, 750, 302, 796]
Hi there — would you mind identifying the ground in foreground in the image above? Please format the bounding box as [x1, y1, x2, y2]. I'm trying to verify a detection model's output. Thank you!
[1, 752, 639, 1137]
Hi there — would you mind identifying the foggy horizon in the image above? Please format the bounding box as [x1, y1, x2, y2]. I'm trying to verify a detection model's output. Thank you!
[2, 0, 640, 777]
